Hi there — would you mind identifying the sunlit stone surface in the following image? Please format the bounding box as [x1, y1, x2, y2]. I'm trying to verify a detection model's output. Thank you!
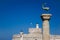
[12, 14, 60, 40]
[41, 14, 51, 40]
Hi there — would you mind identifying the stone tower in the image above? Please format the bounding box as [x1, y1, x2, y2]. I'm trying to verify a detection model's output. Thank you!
[41, 14, 51, 40]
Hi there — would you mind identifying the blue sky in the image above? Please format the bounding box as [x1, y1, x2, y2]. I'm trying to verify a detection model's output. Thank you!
[0, 0, 60, 40]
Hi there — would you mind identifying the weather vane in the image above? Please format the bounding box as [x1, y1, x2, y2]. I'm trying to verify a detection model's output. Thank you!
[42, 3, 50, 11]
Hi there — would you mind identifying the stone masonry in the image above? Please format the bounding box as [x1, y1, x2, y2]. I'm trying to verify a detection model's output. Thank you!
[12, 14, 60, 40]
